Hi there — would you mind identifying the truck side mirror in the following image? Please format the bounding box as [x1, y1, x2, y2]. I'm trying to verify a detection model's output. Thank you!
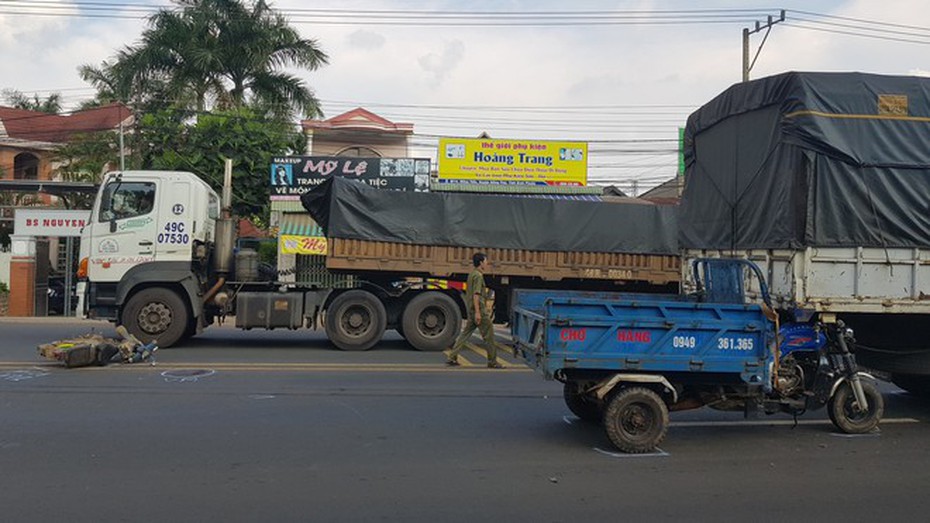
[110, 219, 117, 233]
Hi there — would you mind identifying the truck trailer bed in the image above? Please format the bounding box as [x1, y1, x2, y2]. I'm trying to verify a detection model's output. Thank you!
[511, 289, 773, 385]
[326, 238, 681, 284]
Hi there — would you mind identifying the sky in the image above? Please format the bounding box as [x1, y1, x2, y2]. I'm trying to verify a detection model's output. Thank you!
[1, 0, 929, 193]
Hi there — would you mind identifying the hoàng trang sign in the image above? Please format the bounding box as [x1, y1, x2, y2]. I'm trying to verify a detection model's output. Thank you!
[437, 137, 587, 186]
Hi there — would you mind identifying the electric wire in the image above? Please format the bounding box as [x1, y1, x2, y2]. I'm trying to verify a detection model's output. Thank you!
[6, 5, 926, 190]
[0, 2, 927, 43]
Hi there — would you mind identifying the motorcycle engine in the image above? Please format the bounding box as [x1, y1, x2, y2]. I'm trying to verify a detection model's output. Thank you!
[776, 354, 805, 396]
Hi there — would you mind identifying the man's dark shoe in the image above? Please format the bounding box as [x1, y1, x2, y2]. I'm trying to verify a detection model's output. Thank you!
[487, 361, 504, 369]
[446, 359, 461, 367]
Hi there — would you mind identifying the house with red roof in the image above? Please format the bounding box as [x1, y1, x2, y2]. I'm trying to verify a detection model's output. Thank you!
[301, 107, 414, 158]
[0, 103, 132, 181]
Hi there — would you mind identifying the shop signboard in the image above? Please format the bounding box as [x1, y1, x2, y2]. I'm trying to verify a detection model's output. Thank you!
[13, 208, 91, 237]
[270, 156, 431, 200]
[279, 235, 327, 255]
[436, 137, 588, 186]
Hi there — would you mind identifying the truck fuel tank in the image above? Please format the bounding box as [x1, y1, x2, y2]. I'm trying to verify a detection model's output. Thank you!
[235, 292, 304, 329]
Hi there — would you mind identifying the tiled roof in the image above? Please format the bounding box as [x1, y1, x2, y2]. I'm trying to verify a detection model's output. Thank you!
[0, 103, 132, 143]
[640, 176, 682, 204]
[238, 218, 271, 238]
[301, 107, 413, 134]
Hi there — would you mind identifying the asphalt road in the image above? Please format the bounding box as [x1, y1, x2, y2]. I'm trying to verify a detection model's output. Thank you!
[2, 319, 930, 522]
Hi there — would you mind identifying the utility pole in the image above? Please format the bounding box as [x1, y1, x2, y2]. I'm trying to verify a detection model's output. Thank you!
[742, 10, 785, 82]
[119, 120, 125, 171]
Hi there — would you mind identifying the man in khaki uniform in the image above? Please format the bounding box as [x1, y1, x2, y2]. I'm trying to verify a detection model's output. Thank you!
[446, 252, 502, 368]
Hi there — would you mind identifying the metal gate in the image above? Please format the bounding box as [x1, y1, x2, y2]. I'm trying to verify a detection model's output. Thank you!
[33, 238, 49, 316]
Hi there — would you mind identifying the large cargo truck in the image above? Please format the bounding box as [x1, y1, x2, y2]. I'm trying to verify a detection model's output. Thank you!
[679, 71, 930, 394]
[76, 165, 679, 351]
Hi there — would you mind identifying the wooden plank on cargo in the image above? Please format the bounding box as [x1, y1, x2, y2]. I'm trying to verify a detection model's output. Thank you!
[327, 238, 680, 284]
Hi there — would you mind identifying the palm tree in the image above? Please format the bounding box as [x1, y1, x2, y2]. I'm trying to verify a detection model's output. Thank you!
[1, 89, 63, 114]
[83, 0, 328, 120]
[78, 57, 173, 113]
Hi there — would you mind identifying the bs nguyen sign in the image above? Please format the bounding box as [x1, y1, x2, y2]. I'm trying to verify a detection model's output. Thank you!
[437, 137, 587, 186]
[14, 208, 90, 237]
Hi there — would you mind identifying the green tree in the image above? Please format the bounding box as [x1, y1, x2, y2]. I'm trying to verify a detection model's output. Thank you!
[52, 130, 125, 209]
[2, 89, 63, 114]
[78, 58, 173, 114]
[82, 0, 328, 121]
[139, 107, 305, 220]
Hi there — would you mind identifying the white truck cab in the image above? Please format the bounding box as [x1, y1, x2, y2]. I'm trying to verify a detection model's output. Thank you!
[83, 170, 218, 282]
[77, 171, 220, 343]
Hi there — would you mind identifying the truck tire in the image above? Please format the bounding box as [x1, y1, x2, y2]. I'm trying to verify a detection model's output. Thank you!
[563, 381, 602, 423]
[603, 387, 669, 453]
[121, 287, 189, 348]
[401, 292, 462, 352]
[828, 380, 884, 434]
[325, 290, 387, 351]
[180, 318, 198, 342]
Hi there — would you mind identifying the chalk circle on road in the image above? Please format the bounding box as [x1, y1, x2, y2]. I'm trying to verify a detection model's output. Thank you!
[1, 368, 50, 382]
[161, 368, 216, 382]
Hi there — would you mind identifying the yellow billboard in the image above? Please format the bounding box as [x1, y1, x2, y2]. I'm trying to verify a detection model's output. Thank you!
[437, 138, 588, 186]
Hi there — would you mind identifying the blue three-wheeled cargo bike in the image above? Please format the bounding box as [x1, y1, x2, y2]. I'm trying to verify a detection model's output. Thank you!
[511, 258, 884, 453]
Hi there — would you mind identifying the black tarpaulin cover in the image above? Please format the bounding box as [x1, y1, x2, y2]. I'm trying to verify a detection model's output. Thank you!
[301, 177, 678, 254]
[679, 71, 930, 249]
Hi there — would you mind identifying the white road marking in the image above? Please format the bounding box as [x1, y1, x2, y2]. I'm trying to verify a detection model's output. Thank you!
[670, 418, 919, 428]
[830, 430, 882, 438]
[161, 369, 216, 382]
[594, 447, 670, 458]
[248, 394, 276, 400]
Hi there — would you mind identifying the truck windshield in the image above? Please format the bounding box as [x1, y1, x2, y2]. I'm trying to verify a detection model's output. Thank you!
[98, 182, 156, 222]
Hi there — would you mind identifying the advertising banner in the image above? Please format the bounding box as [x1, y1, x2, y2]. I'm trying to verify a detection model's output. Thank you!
[436, 138, 588, 186]
[14, 208, 91, 237]
[270, 156, 431, 200]
[279, 234, 327, 255]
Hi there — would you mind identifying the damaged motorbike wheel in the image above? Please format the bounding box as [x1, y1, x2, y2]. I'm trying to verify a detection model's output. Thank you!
[828, 380, 884, 434]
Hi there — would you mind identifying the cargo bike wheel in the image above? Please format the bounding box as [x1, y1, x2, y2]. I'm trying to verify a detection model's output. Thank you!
[603, 387, 669, 453]
[563, 381, 603, 423]
[827, 379, 884, 434]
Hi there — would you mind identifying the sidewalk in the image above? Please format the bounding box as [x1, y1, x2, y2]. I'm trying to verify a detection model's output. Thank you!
[0, 315, 108, 325]
[0, 316, 517, 335]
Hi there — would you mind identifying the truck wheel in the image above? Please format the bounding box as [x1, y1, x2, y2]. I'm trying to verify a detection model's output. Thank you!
[180, 318, 198, 342]
[401, 292, 462, 352]
[563, 381, 602, 423]
[325, 290, 387, 351]
[121, 288, 189, 348]
[603, 387, 669, 453]
[828, 380, 884, 434]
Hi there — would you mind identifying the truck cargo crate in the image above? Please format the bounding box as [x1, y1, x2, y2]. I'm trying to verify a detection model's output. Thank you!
[328, 238, 680, 285]
[513, 289, 773, 385]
